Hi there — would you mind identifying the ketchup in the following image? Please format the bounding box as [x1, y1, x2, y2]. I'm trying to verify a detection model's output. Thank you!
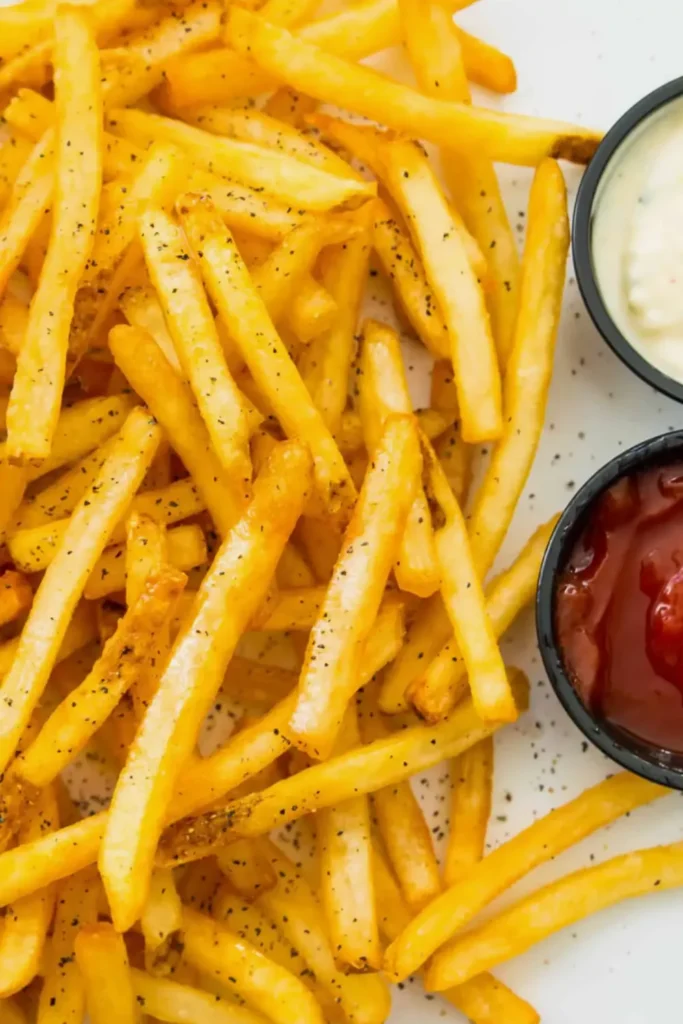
[556, 461, 683, 751]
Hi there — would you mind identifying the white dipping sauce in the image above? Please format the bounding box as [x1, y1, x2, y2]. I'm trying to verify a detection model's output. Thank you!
[592, 94, 683, 381]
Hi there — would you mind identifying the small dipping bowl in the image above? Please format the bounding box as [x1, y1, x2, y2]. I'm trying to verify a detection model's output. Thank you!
[574, 76, 683, 403]
[537, 429, 683, 789]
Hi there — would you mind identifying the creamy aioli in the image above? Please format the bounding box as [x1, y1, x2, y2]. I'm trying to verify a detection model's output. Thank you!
[592, 94, 683, 381]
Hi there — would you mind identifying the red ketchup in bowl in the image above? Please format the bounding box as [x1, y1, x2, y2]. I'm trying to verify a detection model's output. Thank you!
[556, 461, 683, 751]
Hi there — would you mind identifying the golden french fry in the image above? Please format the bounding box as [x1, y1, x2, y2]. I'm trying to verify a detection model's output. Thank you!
[359, 687, 440, 909]
[410, 515, 559, 721]
[358, 319, 439, 598]
[0, 600, 97, 682]
[430, 360, 472, 506]
[109, 109, 375, 211]
[100, 441, 312, 931]
[6, 8, 102, 459]
[131, 968, 268, 1024]
[286, 275, 337, 345]
[37, 869, 100, 1024]
[0, 570, 32, 627]
[468, 159, 569, 574]
[226, 7, 601, 165]
[0, 408, 161, 775]
[17, 566, 186, 787]
[119, 280, 180, 370]
[288, 415, 420, 759]
[377, 593, 451, 715]
[159, 670, 528, 864]
[216, 837, 278, 901]
[422, 436, 513, 723]
[181, 908, 325, 1024]
[222, 658, 297, 709]
[0, 998, 27, 1024]
[399, 0, 520, 366]
[9, 478, 205, 573]
[196, 179, 312, 242]
[75, 924, 137, 1024]
[140, 868, 183, 973]
[251, 586, 325, 631]
[444, 737, 494, 887]
[0, 786, 58, 998]
[0, 134, 53, 301]
[177, 194, 356, 519]
[140, 206, 252, 482]
[317, 703, 380, 971]
[109, 325, 246, 537]
[0, 293, 29, 357]
[427, 839, 683, 991]
[384, 771, 668, 983]
[85, 523, 206, 601]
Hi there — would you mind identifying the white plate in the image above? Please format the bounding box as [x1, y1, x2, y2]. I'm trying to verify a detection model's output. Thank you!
[386, 1, 683, 1022]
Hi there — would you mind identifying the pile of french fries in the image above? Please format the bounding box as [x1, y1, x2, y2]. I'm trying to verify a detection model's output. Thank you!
[0, 0, 671, 1022]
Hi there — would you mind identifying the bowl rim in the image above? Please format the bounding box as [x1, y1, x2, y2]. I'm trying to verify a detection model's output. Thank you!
[536, 427, 683, 790]
[573, 74, 683, 406]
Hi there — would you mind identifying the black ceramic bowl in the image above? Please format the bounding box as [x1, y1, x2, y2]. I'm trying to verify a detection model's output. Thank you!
[573, 76, 683, 405]
[537, 428, 683, 789]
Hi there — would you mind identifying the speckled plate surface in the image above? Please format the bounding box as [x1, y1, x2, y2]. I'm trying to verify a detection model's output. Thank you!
[17, 0, 683, 1020]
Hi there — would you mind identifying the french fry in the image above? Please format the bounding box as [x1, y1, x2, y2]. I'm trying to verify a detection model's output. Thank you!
[37, 869, 100, 1024]
[252, 839, 391, 1024]
[140, 868, 183, 973]
[119, 281, 180, 370]
[6, 8, 102, 459]
[430, 360, 472, 506]
[399, 0, 520, 365]
[335, 406, 455, 460]
[159, 669, 528, 864]
[317, 702, 380, 971]
[109, 325, 246, 536]
[288, 415, 420, 759]
[0, 602, 405, 909]
[411, 515, 559, 721]
[0, 134, 53, 300]
[372, 842, 540, 1024]
[100, 441, 312, 931]
[444, 737, 494, 887]
[84, 523, 206, 601]
[422, 436, 513, 723]
[0, 998, 27, 1024]
[75, 924, 137, 1024]
[359, 687, 440, 909]
[0, 786, 58, 998]
[0, 570, 32, 627]
[100, 0, 222, 109]
[357, 319, 439, 598]
[108, 109, 376, 211]
[226, 8, 602, 166]
[16, 566, 186, 787]
[140, 206, 252, 483]
[177, 194, 356, 519]
[286, 275, 337, 345]
[383, 771, 669, 983]
[0, 293, 29, 357]
[201, 179, 312, 242]
[222, 658, 297, 709]
[9, 478, 205, 573]
[427, 839, 683, 991]
[469, 159, 569, 575]
[381, 139, 502, 443]
[377, 592, 451, 714]
[125, 512, 168, 610]
[131, 968, 268, 1024]
[216, 837, 278, 901]
[263, 86, 317, 128]
[0, 407, 161, 775]
[181, 907, 325, 1024]
[0, 601, 97, 682]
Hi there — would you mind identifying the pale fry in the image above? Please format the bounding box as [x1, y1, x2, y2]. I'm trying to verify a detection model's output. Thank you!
[469, 159, 569, 574]
[131, 969, 268, 1024]
[411, 516, 559, 721]
[358, 319, 439, 598]
[422, 436, 514, 723]
[359, 687, 441, 909]
[383, 772, 668, 982]
[399, 0, 520, 365]
[159, 670, 528, 864]
[427, 840, 683, 991]
[7, 8, 102, 459]
[75, 924, 137, 1024]
[100, 442, 312, 931]
[382, 138, 502, 443]
[37, 870, 100, 1024]
[109, 109, 375, 211]
[444, 737, 494, 887]
[16, 567, 186, 787]
[318, 703, 380, 971]
[140, 206, 252, 482]
[109, 325, 246, 536]
[0, 407, 161, 775]
[225, 8, 602, 166]
[288, 415, 421, 759]
[181, 908, 325, 1024]
[177, 194, 356, 519]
